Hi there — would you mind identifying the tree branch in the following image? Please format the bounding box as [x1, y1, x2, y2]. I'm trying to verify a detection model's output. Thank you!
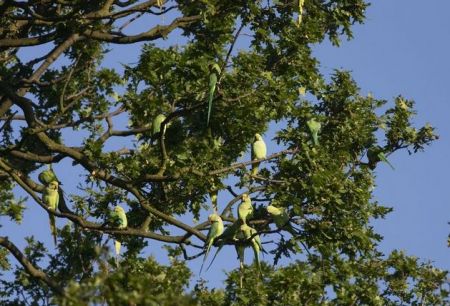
[83, 15, 201, 44]
[0, 236, 66, 296]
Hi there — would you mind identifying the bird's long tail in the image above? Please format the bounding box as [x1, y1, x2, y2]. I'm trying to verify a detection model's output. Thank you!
[199, 244, 212, 274]
[312, 132, 319, 146]
[378, 152, 395, 170]
[115, 240, 121, 256]
[252, 244, 263, 277]
[207, 85, 214, 126]
[251, 161, 260, 176]
[237, 246, 245, 288]
[206, 245, 223, 272]
[49, 214, 57, 245]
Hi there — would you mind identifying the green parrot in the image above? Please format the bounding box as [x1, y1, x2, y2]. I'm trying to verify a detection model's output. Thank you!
[251, 133, 267, 175]
[307, 118, 321, 146]
[38, 167, 71, 214]
[110, 205, 128, 257]
[200, 213, 224, 273]
[151, 114, 167, 142]
[206, 220, 240, 271]
[38, 166, 58, 185]
[266, 205, 298, 236]
[239, 223, 263, 275]
[206, 63, 221, 126]
[42, 181, 59, 245]
[367, 146, 395, 170]
[238, 193, 253, 225]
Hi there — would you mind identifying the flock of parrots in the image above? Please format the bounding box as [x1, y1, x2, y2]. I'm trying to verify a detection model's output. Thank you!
[36, 118, 321, 274]
[36, 61, 393, 280]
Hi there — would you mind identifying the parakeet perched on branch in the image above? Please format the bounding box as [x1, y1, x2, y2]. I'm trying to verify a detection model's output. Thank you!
[207, 63, 221, 126]
[206, 220, 240, 271]
[238, 193, 253, 225]
[251, 133, 267, 175]
[38, 166, 71, 214]
[38, 165, 58, 185]
[110, 205, 128, 257]
[307, 118, 321, 146]
[367, 146, 394, 170]
[239, 223, 264, 275]
[266, 204, 298, 236]
[152, 114, 167, 142]
[42, 181, 59, 245]
[200, 214, 224, 274]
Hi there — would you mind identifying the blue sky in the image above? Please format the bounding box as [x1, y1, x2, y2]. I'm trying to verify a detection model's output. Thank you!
[2, 0, 448, 290]
[313, 0, 450, 273]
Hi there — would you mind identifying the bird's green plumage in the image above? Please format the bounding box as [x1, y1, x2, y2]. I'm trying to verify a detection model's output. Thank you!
[238, 193, 253, 225]
[207, 63, 221, 126]
[251, 133, 267, 175]
[267, 205, 298, 236]
[152, 114, 166, 139]
[307, 118, 321, 146]
[206, 220, 240, 271]
[240, 223, 263, 274]
[266, 205, 289, 228]
[38, 167, 58, 185]
[42, 181, 59, 245]
[111, 205, 127, 256]
[200, 214, 224, 273]
[367, 146, 394, 170]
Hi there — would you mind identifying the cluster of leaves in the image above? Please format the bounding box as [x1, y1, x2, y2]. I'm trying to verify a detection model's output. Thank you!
[0, 0, 448, 304]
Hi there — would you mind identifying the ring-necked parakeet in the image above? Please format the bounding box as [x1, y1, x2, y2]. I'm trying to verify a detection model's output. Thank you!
[207, 63, 221, 126]
[238, 193, 253, 225]
[42, 181, 59, 245]
[206, 220, 240, 271]
[38, 166, 59, 185]
[152, 114, 167, 142]
[307, 118, 321, 146]
[266, 205, 298, 236]
[38, 167, 71, 214]
[200, 213, 224, 273]
[239, 223, 264, 275]
[251, 133, 267, 175]
[110, 205, 128, 257]
[367, 146, 394, 170]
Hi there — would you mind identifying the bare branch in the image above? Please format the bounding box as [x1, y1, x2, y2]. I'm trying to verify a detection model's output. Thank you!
[0, 31, 57, 47]
[83, 15, 201, 44]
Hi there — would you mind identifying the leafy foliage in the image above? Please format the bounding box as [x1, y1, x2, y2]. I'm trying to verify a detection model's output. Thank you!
[0, 0, 447, 304]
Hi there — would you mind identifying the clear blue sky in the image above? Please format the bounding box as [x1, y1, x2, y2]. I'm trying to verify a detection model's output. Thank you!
[313, 0, 450, 274]
[2, 0, 449, 290]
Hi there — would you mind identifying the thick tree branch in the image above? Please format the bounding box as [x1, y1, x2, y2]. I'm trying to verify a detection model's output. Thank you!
[210, 148, 299, 176]
[0, 236, 66, 296]
[0, 34, 81, 118]
[6, 150, 66, 164]
[0, 157, 201, 244]
[83, 15, 201, 44]
[0, 31, 57, 47]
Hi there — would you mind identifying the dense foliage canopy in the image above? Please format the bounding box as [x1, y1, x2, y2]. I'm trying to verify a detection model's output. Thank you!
[0, 0, 448, 305]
